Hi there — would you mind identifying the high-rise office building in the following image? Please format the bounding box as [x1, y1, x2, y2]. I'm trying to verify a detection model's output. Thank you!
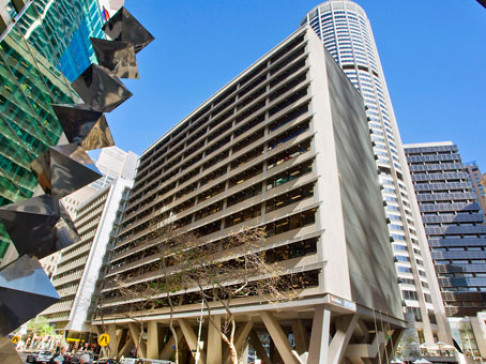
[41, 177, 133, 344]
[300, 0, 450, 343]
[93, 27, 405, 363]
[0, 0, 105, 261]
[404, 142, 486, 317]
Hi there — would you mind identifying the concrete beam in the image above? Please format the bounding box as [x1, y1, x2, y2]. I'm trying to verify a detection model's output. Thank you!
[119, 334, 134, 358]
[355, 319, 370, 342]
[308, 306, 331, 364]
[327, 314, 358, 364]
[128, 322, 146, 359]
[179, 319, 206, 364]
[260, 311, 301, 364]
[160, 327, 182, 360]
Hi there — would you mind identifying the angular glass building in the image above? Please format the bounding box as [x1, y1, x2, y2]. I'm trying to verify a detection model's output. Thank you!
[0, 0, 105, 261]
[300, 0, 450, 343]
[405, 142, 486, 317]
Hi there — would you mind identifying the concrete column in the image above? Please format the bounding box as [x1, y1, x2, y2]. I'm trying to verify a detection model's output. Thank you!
[384, 328, 402, 363]
[470, 317, 486, 358]
[292, 320, 309, 355]
[225, 321, 254, 364]
[241, 340, 249, 364]
[147, 321, 159, 359]
[128, 323, 146, 358]
[179, 319, 206, 364]
[260, 311, 301, 364]
[249, 331, 271, 364]
[207, 316, 222, 364]
[327, 314, 358, 364]
[307, 306, 331, 364]
[107, 324, 118, 358]
[234, 322, 254, 357]
[160, 328, 182, 360]
[119, 335, 134, 358]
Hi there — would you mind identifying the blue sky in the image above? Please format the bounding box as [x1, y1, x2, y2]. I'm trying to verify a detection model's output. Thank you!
[109, 0, 486, 171]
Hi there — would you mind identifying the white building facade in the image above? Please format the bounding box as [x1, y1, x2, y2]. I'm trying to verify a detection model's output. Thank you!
[93, 27, 406, 363]
[300, 0, 450, 343]
[41, 177, 133, 344]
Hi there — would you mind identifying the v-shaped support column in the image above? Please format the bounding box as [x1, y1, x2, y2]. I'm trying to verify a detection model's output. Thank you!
[260, 312, 301, 364]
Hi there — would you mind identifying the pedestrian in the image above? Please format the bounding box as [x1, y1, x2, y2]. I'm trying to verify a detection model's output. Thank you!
[79, 353, 91, 364]
[52, 346, 66, 364]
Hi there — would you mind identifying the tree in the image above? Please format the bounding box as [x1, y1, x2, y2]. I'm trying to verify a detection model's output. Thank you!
[26, 315, 50, 333]
[109, 226, 303, 364]
[25, 316, 54, 349]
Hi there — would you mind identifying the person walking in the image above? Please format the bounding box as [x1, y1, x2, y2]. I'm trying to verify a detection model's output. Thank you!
[52, 347, 66, 364]
[79, 353, 91, 364]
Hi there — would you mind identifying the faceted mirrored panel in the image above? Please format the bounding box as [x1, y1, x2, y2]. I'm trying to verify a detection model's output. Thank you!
[80, 116, 115, 151]
[0, 255, 60, 336]
[102, 7, 154, 53]
[91, 38, 139, 79]
[0, 336, 23, 364]
[0, 195, 79, 259]
[52, 104, 114, 150]
[30, 144, 102, 196]
[72, 64, 132, 113]
[57, 201, 79, 245]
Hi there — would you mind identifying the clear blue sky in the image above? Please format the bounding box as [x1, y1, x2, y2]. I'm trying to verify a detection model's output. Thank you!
[108, 0, 486, 171]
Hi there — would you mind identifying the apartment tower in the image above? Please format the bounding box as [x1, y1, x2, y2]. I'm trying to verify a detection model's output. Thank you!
[94, 27, 405, 363]
[404, 142, 486, 317]
[300, 0, 450, 343]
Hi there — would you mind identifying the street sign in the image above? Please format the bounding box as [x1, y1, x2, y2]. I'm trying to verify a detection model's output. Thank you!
[11, 336, 20, 344]
[98, 334, 110, 347]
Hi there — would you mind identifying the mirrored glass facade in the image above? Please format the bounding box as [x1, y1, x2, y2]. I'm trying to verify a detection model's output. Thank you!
[0, 0, 105, 260]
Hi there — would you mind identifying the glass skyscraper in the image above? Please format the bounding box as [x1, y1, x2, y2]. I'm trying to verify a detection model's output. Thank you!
[300, 0, 450, 343]
[405, 142, 486, 317]
[0, 0, 105, 260]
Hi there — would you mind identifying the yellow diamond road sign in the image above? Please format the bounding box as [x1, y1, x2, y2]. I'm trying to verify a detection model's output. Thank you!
[11, 336, 20, 344]
[98, 334, 110, 347]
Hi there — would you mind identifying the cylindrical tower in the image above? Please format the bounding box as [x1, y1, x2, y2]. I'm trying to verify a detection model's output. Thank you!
[301, 0, 451, 344]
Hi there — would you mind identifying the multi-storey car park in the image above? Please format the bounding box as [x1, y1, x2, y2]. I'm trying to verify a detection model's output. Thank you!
[300, 0, 451, 344]
[93, 26, 405, 363]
